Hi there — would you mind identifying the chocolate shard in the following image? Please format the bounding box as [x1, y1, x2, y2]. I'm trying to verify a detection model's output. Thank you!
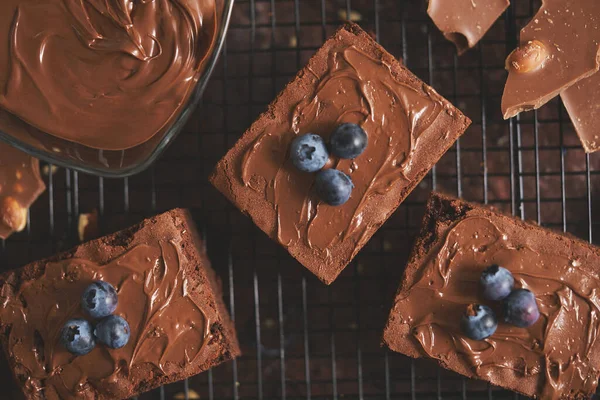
[210, 23, 471, 285]
[561, 72, 600, 153]
[428, 0, 509, 55]
[0, 142, 45, 239]
[502, 0, 600, 119]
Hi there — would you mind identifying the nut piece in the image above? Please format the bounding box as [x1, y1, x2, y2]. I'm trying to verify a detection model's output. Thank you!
[0, 197, 28, 232]
[42, 165, 59, 176]
[174, 389, 201, 399]
[338, 9, 362, 22]
[78, 210, 99, 242]
[506, 40, 548, 73]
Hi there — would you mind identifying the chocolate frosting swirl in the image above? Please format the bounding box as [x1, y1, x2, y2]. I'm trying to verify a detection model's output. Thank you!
[240, 45, 446, 260]
[0, 0, 217, 150]
[0, 240, 210, 399]
[396, 215, 600, 399]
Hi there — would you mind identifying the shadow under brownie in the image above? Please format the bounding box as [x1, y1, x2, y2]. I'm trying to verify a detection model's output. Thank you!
[210, 23, 471, 284]
[383, 192, 600, 399]
[0, 209, 240, 400]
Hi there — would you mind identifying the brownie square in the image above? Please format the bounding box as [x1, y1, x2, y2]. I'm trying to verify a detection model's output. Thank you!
[0, 209, 240, 400]
[383, 192, 600, 399]
[210, 23, 471, 284]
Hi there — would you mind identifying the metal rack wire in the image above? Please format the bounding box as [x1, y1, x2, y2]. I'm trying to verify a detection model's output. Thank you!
[1, 0, 598, 399]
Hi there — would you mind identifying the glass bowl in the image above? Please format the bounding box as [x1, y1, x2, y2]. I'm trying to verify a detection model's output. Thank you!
[0, 0, 234, 178]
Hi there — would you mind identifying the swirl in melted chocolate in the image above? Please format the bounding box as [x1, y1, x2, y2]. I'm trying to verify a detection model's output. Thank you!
[240, 45, 444, 259]
[0, 241, 210, 398]
[0, 0, 217, 150]
[396, 216, 600, 399]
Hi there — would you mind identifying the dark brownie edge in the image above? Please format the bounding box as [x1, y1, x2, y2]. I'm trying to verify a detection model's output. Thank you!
[184, 212, 241, 361]
[210, 23, 471, 284]
[0, 209, 239, 400]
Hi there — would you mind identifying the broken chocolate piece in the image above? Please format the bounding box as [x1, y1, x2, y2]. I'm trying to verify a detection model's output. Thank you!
[0, 142, 45, 239]
[428, 0, 509, 55]
[502, 0, 600, 119]
[561, 72, 600, 152]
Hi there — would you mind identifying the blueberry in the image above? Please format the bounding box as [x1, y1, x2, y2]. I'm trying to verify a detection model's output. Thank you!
[60, 318, 96, 356]
[461, 304, 498, 340]
[81, 281, 118, 319]
[330, 123, 368, 159]
[315, 169, 354, 206]
[480, 265, 515, 301]
[289, 134, 329, 172]
[504, 288, 540, 328]
[95, 315, 131, 349]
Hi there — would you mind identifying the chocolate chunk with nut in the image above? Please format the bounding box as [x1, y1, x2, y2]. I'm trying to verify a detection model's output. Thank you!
[502, 0, 600, 119]
[0, 142, 45, 238]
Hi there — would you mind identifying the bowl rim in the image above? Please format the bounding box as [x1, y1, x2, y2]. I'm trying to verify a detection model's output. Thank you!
[0, 0, 235, 178]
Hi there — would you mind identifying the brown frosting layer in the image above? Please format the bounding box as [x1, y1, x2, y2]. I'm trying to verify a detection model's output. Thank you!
[0, 240, 210, 399]
[561, 71, 600, 153]
[0, 142, 45, 239]
[384, 193, 600, 399]
[428, 0, 509, 55]
[502, 0, 600, 119]
[211, 24, 470, 284]
[0, 0, 217, 151]
[241, 45, 445, 254]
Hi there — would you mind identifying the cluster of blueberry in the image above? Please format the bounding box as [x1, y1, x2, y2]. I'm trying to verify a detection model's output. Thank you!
[461, 265, 540, 340]
[60, 281, 131, 356]
[289, 123, 368, 206]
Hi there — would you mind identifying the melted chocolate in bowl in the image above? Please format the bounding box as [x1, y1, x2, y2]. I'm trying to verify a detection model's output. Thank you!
[0, 0, 224, 174]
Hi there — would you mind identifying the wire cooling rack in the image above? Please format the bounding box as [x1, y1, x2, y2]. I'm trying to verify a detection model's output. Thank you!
[1, 0, 599, 399]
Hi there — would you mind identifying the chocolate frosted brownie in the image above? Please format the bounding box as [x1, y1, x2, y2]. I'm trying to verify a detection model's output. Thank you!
[0, 209, 240, 399]
[210, 23, 471, 284]
[383, 192, 600, 399]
